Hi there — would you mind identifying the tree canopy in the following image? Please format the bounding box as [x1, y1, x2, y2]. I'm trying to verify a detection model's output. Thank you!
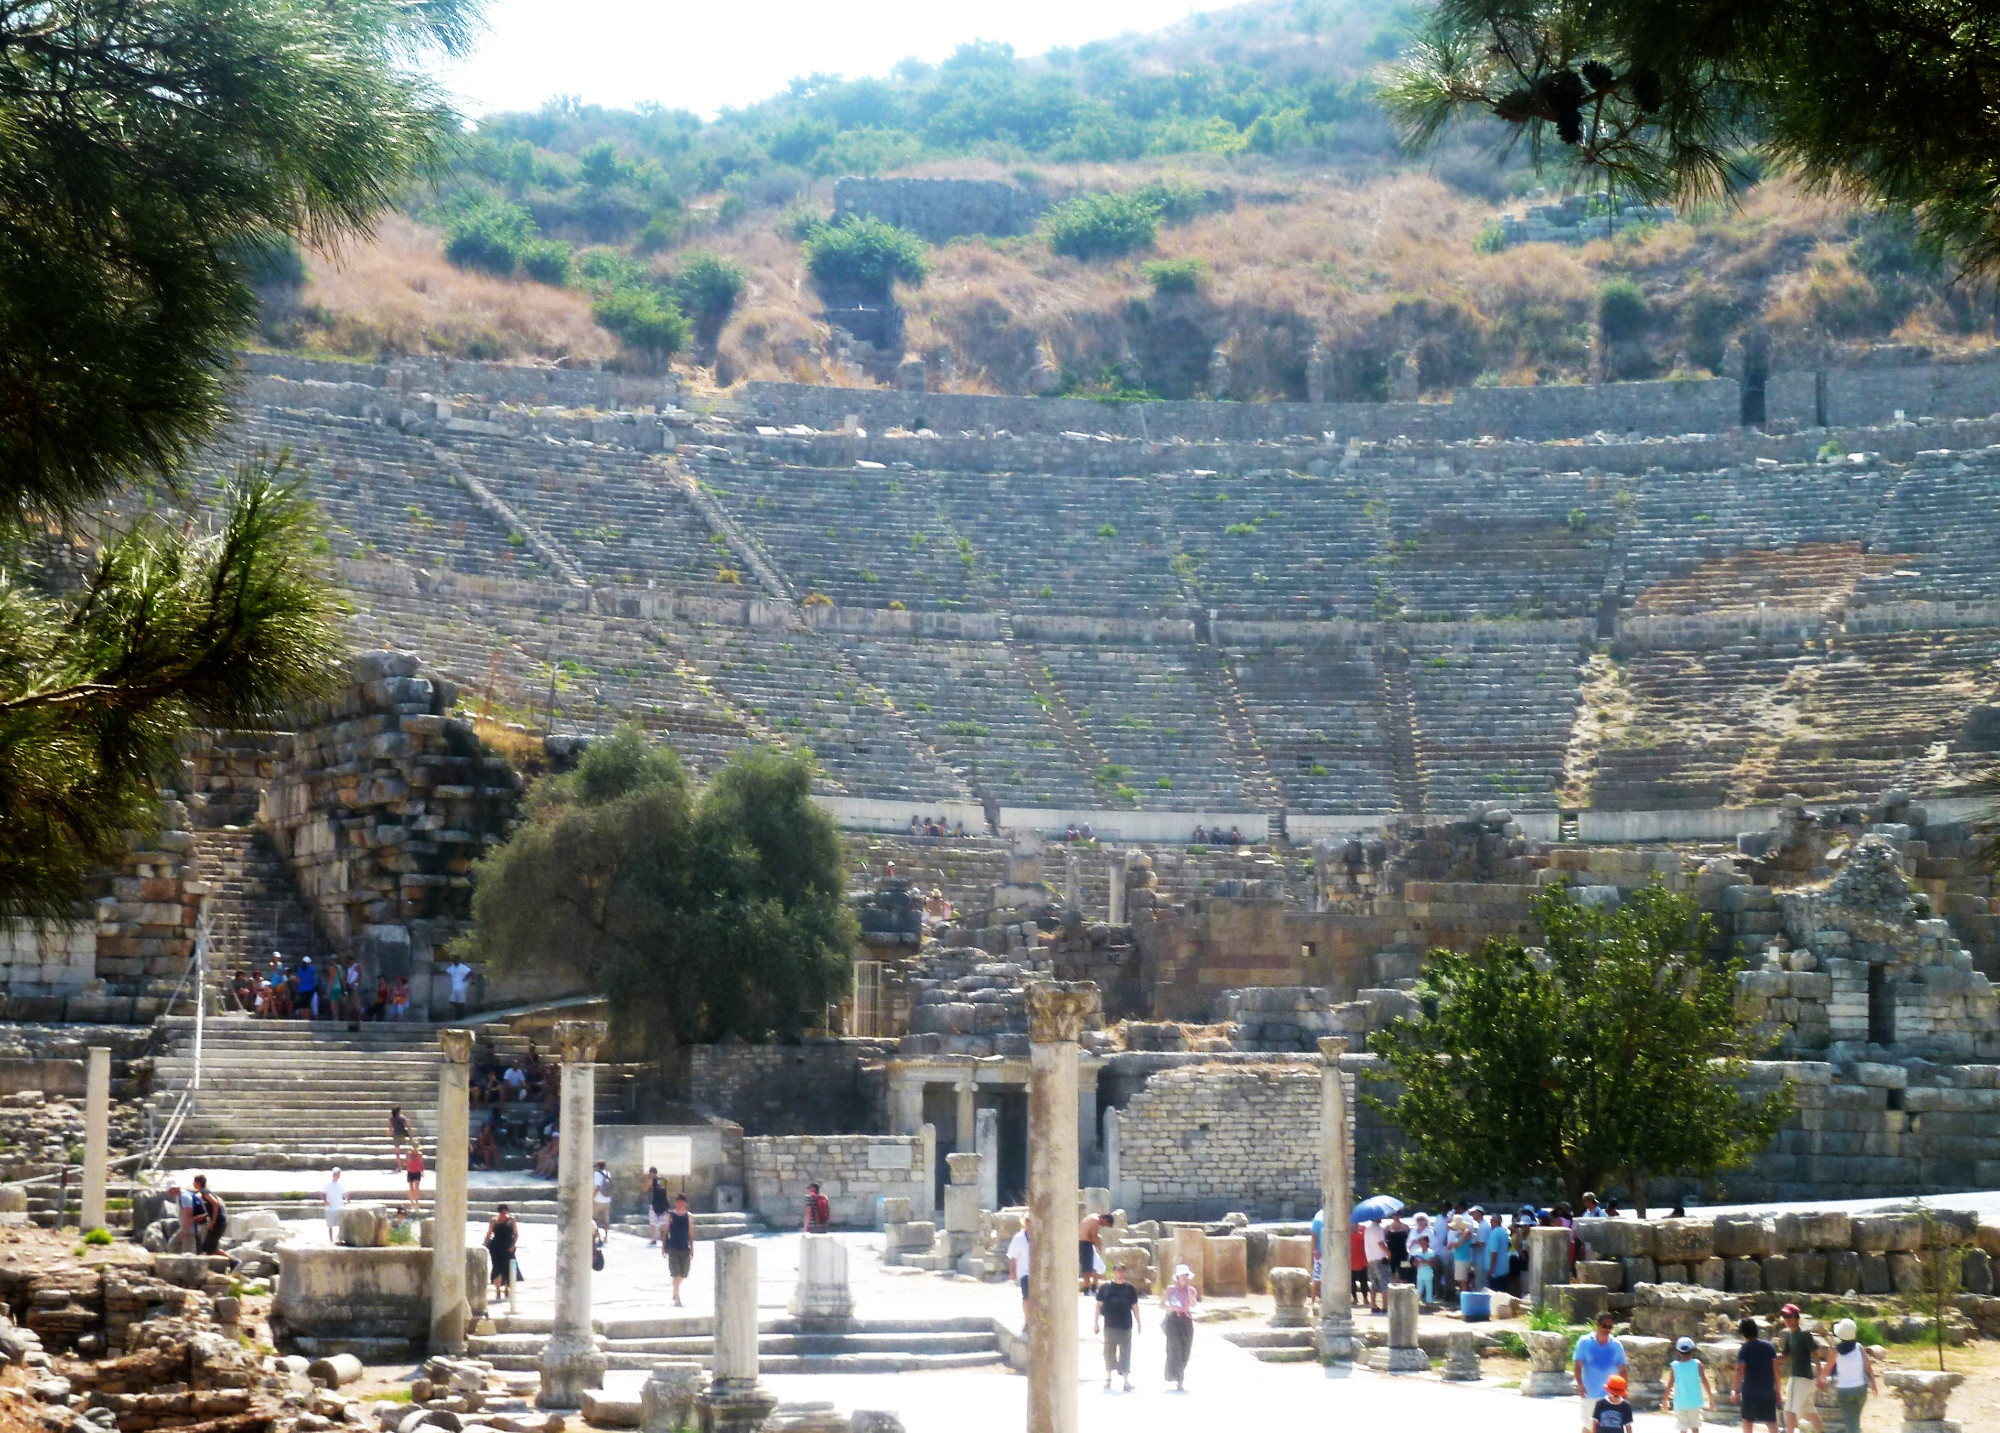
[1365, 883, 1791, 1211]
[458, 731, 857, 1050]
[0, 0, 480, 920]
[1382, 0, 2000, 274]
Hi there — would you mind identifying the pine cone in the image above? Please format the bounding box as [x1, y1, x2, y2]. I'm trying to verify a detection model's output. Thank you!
[1630, 68, 1665, 113]
[1580, 60, 1615, 92]
[1556, 106, 1585, 144]
[1541, 68, 1589, 112]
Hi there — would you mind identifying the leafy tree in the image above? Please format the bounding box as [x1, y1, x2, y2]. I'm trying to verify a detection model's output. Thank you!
[670, 252, 749, 354]
[517, 239, 574, 286]
[0, 0, 470, 918]
[802, 217, 930, 296]
[1, 473, 342, 920]
[1365, 884, 1791, 1211]
[1597, 278, 1649, 342]
[591, 287, 689, 369]
[1142, 257, 1204, 294]
[445, 200, 536, 276]
[459, 731, 856, 1051]
[1913, 1208, 1968, 1371]
[1379, 0, 2000, 274]
[1044, 191, 1161, 261]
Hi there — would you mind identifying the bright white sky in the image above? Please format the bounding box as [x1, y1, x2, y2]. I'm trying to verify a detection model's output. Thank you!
[436, 0, 1243, 118]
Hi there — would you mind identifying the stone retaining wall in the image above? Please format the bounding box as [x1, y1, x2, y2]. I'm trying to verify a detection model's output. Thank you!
[1110, 1062, 1324, 1219]
[684, 1041, 893, 1136]
[742, 1133, 929, 1227]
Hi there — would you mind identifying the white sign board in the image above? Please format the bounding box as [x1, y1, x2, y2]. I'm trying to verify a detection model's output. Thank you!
[866, 1144, 912, 1171]
[643, 1135, 694, 1177]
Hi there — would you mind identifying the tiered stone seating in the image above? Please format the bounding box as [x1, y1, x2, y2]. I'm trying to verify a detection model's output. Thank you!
[198, 408, 550, 579]
[687, 456, 986, 609]
[1224, 643, 1400, 812]
[929, 470, 1179, 617]
[1030, 644, 1248, 808]
[1852, 455, 2000, 603]
[1760, 627, 2000, 798]
[1380, 470, 1617, 619]
[435, 431, 733, 590]
[681, 625, 970, 801]
[1620, 465, 1894, 595]
[1590, 637, 1822, 808]
[838, 636, 1094, 804]
[1406, 636, 1584, 811]
[1162, 470, 1381, 618]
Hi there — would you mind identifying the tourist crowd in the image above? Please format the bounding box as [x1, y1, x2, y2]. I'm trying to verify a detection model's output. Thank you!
[226, 951, 478, 1022]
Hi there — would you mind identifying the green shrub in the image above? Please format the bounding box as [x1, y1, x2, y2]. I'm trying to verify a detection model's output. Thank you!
[592, 287, 689, 360]
[1044, 190, 1160, 260]
[81, 1227, 113, 1246]
[802, 216, 929, 292]
[517, 239, 573, 286]
[1473, 220, 1507, 255]
[671, 252, 748, 343]
[444, 200, 535, 276]
[1133, 177, 1206, 224]
[1596, 277, 1649, 342]
[1143, 257, 1203, 293]
[1492, 1329, 1528, 1357]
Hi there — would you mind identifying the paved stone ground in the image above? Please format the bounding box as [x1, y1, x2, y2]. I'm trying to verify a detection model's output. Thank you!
[234, 1178, 2000, 1432]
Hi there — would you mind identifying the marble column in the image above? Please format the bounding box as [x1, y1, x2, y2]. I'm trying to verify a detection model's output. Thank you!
[700, 1238, 775, 1433]
[1027, 981, 1095, 1433]
[538, 1020, 608, 1408]
[955, 1080, 976, 1154]
[429, 1029, 473, 1354]
[975, 1109, 999, 1211]
[1107, 856, 1126, 926]
[80, 1048, 109, 1232]
[1317, 1036, 1356, 1364]
[1368, 1285, 1429, 1372]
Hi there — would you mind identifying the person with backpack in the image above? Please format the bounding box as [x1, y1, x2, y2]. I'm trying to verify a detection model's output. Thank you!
[802, 1181, 831, 1233]
[1820, 1317, 1877, 1432]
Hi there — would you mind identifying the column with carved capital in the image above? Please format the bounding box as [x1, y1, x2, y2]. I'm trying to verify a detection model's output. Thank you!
[1026, 981, 1095, 1433]
[1317, 1036, 1357, 1364]
[538, 1020, 609, 1407]
[430, 1029, 473, 1353]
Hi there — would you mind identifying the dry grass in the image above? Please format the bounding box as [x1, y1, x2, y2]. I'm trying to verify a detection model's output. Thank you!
[288, 213, 619, 364]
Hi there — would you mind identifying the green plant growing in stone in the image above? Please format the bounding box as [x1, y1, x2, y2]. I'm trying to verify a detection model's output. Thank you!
[1365, 883, 1791, 1210]
[81, 1227, 112, 1246]
[1915, 1207, 1968, 1371]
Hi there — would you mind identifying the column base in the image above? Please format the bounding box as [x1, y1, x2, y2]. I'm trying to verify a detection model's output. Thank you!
[536, 1336, 608, 1409]
[1316, 1312, 1358, 1364]
[1367, 1347, 1432, 1374]
[697, 1384, 776, 1433]
[428, 1308, 467, 1357]
[1520, 1370, 1574, 1398]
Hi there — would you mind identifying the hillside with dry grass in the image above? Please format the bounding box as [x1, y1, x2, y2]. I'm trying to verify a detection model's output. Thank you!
[260, 0, 2000, 397]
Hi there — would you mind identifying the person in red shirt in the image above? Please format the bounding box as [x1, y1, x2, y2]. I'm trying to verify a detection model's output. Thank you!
[802, 1181, 831, 1233]
[1350, 1223, 1368, 1305]
[404, 1145, 425, 1213]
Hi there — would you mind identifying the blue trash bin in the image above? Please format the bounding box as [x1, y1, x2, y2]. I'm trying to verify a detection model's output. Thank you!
[1460, 1290, 1492, 1322]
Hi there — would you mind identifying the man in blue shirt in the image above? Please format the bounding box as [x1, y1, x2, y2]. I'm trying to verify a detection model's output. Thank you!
[1484, 1212, 1512, 1292]
[1573, 1313, 1629, 1433]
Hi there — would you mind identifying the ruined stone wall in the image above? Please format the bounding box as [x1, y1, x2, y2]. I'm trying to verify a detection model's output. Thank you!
[237, 350, 679, 410]
[742, 1132, 928, 1227]
[683, 1041, 894, 1135]
[258, 651, 538, 1014]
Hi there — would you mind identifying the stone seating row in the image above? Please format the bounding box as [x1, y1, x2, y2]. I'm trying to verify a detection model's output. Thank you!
[1852, 458, 2000, 604]
[1406, 638, 1585, 812]
[1223, 645, 1402, 813]
[1620, 465, 1898, 597]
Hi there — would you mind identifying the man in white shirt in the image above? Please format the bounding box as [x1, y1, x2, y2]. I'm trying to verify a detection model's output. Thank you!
[322, 1168, 346, 1242]
[503, 1062, 528, 1100]
[445, 961, 473, 1018]
[1007, 1213, 1032, 1324]
[592, 1160, 612, 1231]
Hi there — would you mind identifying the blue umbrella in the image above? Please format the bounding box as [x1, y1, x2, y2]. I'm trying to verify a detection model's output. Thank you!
[1350, 1194, 1405, 1224]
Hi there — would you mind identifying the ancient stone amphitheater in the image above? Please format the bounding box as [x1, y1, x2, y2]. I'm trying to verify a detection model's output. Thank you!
[199, 351, 2000, 841]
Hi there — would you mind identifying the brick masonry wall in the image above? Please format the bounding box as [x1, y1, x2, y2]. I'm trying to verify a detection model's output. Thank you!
[743, 1133, 927, 1227]
[685, 1041, 894, 1136]
[1112, 1062, 1325, 1220]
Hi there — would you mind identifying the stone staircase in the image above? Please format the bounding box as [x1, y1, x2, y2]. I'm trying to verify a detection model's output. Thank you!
[188, 828, 335, 982]
[468, 1312, 1005, 1375]
[147, 1017, 537, 1172]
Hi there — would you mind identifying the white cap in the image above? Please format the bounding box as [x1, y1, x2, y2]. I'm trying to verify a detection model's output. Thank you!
[1833, 1319, 1857, 1340]
[1174, 1264, 1194, 1280]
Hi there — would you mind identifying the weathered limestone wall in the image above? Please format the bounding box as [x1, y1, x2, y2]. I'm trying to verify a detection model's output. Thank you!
[271, 1245, 488, 1354]
[237, 350, 680, 411]
[683, 1041, 894, 1136]
[591, 1121, 744, 1216]
[259, 651, 546, 1014]
[742, 1134, 927, 1227]
[0, 922, 99, 1002]
[1112, 1063, 1321, 1219]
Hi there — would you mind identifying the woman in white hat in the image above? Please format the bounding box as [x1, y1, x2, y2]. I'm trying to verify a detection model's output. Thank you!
[1820, 1318, 1877, 1431]
[1161, 1263, 1198, 1390]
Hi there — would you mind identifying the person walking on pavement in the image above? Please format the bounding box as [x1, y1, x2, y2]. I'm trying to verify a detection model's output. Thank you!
[403, 1143, 425, 1214]
[1008, 1214, 1031, 1324]
[388, 1106, 411, 1159]
[1778, 1303, 1824, 1433]
[1820, 1318, 1877, 1433]
[663, 1194, 695, 1306]
[1670, 1337, 1714, 1432]
[1735, 1316, 1783, 1433]
[1093, 1262, 1141, 1392]
[802, 1181, 831, 1234]
[592, 1159, 612, 1231]
[1573, 1311, 1629, 1433]
[645, 1168, 669, 1246]
[1162, 1263, 1198, 1391]
[485, 1205, 517, 1301]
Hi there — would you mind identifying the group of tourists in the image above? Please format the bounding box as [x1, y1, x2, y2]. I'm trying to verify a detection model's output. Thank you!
[1002, 1212, 1202, 1394]
[161, 1175, 227, 1254]
[229, 953, 479, 1021]
[905, 815, 969, 838]
[1573, 1305, 1879, 1433]
[1188, 824, 1246, 847]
